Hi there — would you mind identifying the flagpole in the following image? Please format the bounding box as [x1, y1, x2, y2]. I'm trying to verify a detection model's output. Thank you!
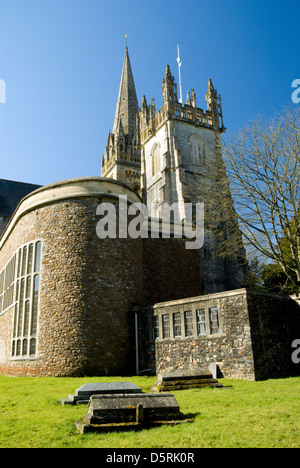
[177, 43, 183, 104]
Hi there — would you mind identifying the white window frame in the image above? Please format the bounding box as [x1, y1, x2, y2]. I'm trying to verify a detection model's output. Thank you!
[173, 312, 182, 338]
[196, 308, 206, 336]
[209, 307, 220, 335]
[184, 310, 193, 337]
[153, 315, 160, 340]
[162, 314, 170, 339]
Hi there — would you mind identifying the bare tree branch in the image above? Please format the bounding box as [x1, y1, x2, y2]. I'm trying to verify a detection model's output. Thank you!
[211, 106, 300, 290]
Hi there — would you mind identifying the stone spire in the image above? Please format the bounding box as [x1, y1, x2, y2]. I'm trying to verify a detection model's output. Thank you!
[102, 47, 141, 192]
[112, 47, 139, 138]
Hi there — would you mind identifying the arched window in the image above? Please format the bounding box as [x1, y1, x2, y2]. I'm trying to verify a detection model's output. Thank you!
[151, 142, 161, 176]
[188, 134, 206, 166]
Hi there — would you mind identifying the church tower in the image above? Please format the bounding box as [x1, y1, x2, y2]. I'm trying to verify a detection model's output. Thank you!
[140, 65, 226, 220]
[102, 49, 248, 294]
[101, 48, 141, 192]
[140, 64, 248, 293]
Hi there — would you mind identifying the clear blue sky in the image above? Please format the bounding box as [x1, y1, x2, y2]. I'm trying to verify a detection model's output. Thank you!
[0, 0, 299, 186]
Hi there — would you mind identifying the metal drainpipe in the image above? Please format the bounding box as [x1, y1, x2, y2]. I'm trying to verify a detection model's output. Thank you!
[135, 311, 139, 376]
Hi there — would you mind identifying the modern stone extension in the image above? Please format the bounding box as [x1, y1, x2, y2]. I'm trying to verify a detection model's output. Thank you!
[138, 289, 300, 381]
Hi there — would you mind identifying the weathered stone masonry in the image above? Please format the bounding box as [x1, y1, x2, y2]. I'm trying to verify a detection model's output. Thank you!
[0, 179, 142, 376]
[138, 289, 300, 380]
[0, 177, 299, 379]
[0, 177, 202, 377]
[1, 47, 300, 380]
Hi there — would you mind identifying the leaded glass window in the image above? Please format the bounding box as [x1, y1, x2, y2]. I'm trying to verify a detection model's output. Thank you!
[11, 240, 42, 359]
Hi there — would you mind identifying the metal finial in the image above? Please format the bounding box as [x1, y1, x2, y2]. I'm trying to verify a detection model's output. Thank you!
[177, 44, 183, 104]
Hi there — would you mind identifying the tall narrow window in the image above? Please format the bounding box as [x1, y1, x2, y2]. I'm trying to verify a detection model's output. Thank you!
[151, 142, 161, 176]
[209, 307, 220, 334]
[0, 270, 4, 312]
[153, 316, 159, 340]
[0, 255, 16, 314]
[21, 246, 27, 277]
[34, 242, 42, 272]
[17, 279, 25, 337]
[173, 312, 181, 338]
[23, 301, 30, 336]
[27, 244, 34, 274]
[17, 249, 22, 278]
[162, 314, 170, 339]
[11, 240, 42, 359]
[184, 311, 193, 337]
[31, 275, 39, 336]
[188, 134, 206, 166]
[196, 309, 206, 336]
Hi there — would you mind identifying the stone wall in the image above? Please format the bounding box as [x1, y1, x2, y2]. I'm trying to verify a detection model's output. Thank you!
[0, 178, 144, 377]
[138, 289, 255, 379]
[142, 237, 201, 305]
[247, 291, 300, 380]
[139, 289, 300, 380]
[0, 177, 203, 377]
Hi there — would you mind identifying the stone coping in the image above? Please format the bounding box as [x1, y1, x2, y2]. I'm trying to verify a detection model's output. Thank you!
[0, 177, 141, 250]
[152, 287, 295, 309]
[0, 176, 197, 249]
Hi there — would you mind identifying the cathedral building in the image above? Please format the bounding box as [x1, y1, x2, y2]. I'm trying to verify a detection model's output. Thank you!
[0, 48, 299, 380]
[102, 48, 248, 294]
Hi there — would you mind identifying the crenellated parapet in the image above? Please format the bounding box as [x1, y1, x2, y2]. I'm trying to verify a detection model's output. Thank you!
[140, 66, 225, 146]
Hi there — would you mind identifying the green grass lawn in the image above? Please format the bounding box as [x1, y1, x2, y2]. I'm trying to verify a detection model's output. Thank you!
[0, 374, 299, 448]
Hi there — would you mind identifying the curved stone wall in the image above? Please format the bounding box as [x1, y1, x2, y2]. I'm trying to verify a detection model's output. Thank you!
[0, 177, 144, 376]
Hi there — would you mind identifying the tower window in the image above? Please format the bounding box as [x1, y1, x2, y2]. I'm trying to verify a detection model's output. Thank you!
[188, 134, 206, 166]
[151, 142, 161, 176]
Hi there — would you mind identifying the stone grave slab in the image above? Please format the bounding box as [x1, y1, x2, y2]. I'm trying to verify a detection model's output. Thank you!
[61, 381, 143, 406]
[150, 368, 223, 392]
[75, 393, 190, 433]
